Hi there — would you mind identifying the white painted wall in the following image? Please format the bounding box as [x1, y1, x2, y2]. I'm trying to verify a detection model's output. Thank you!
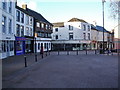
[0, 1, 16, 59]
[15, 8, 34, 37]
[52, 21, 91, 41]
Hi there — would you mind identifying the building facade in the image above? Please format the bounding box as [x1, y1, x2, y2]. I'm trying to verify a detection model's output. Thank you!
[0, 0, 16, 59]
[17, 4, 53, 53]
[15, 5, 34, 55]
[52, 18, 91, 51]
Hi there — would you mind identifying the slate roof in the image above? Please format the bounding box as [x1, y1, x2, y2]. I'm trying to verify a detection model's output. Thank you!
[91, 24, 98, 30]
[52, 22, 64, 27]
[68, 18, 87, 23]
[96, 25, 110, 33]
[16, 6, 53, 26]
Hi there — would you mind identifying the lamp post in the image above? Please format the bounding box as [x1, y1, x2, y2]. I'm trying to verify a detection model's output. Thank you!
[102, 0, 106, 54]
[35, 33, 37, 62]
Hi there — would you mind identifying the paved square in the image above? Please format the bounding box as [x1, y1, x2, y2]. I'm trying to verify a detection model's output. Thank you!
[3, 52, 118, 88]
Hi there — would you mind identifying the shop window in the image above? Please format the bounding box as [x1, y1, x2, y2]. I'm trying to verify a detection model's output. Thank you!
[2, 41, 6, 52]
[44, 43, 46, 49]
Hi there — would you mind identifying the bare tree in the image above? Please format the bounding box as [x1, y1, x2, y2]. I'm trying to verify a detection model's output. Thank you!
[109, 0, 120, 20]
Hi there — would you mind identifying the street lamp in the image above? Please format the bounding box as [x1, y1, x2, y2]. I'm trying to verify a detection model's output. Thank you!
[102, 0, 106, 54]
[35, 33, 37, 62]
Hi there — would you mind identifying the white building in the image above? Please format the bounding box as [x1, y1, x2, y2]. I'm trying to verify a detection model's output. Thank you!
[15, 5, 34, 55]
[91, 25, 114, 50]
[0, 0, 16, 59]
[52, 18, 91, 50]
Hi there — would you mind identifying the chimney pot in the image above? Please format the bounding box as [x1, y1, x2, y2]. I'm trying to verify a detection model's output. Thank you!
[22, 4, 27, 10]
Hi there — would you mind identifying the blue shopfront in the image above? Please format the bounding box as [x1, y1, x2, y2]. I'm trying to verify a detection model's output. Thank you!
[15, 37, 26, 55]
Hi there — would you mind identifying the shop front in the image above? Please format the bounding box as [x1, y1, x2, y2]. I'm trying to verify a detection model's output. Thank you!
[15, 37, 26, 55]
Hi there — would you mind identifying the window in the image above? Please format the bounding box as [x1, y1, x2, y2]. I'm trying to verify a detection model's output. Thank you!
[88, 33, 90, 40]
[16, 10, 20, 22]
[83, 33, 86, 40]
[69, 25, 73, 30]
[2, 16, 6, 34]
[8, 19, 12, 34]
[2, 41, 6, 52]
[21, 13, 24, 23]
[46, 25, 48, 29]
[55, 28, 58, 32]
[55, 35, 58, 40]
[83, 25, 86, 31]
[16, 24, 20, 36]
[26, 15, 29, 25]
[21, 26, 24, 37]
[44, 43, 47, 49]
[2, 0, 6, 10]
[26, 27, 29, 36]
[10, 41, 14, 51]
[9, 1, 12, 13]
[49, 43, 51, 48]
[88, 25, 90, 31]
[69, 33, 73, 40]
[37, 22, 40, 27]
[30, 17, 32, 25]
[41, 23, 44, 28]
[30, 28, 33, 36]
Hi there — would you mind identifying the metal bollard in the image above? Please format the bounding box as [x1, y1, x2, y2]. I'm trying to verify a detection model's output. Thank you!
[67, 50, 69, 55]
[46, 51, 47, 56]
[95, 50, 97, 54]
[86, 50, 87, 55]
[41, 53, 43, 58]
[58, 50, 59, 55]
[24, 56, 27, 67]
[49, 50, 50, 55]
[35, 54, 37, 62]
[76, 50, 78, 55]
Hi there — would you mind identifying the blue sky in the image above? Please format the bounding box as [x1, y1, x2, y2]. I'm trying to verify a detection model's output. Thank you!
[17, 0, 117, 32]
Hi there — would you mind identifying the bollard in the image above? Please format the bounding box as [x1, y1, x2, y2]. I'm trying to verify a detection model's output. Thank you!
[76, 50, 78, 55]
[49, 51, 50, 55]
[95, 50, 97, 54]
[35, 54, 37, 62]
[46, 51, 47, 56]
[67, 50, 69, 55]
[41, 53, 43, 58]
[58, 50, 59, 55]
[111, 51, 113, 55]
[107, 50, 109, 55]
[24, 56, 27, 67]
[86, 49, 87, 55]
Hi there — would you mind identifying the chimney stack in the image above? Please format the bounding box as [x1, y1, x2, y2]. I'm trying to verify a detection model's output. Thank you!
[22, 4, 27, 10]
